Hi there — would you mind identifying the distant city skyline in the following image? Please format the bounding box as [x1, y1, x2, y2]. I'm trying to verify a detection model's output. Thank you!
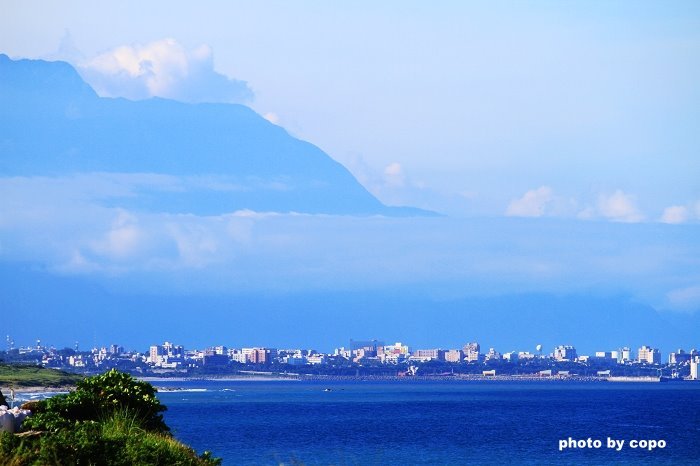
[8, 335, 700, 382]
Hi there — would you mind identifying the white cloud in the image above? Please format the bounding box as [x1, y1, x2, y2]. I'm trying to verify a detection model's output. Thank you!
[383, 162, 405, 188]
[166, 222, 220, 268]
[660, 205, 688, 224]
[505, 186, 553, 218]
[343, 156, 436, 210]
[90, 210, 144, 260]
[597, 190, 644, 223]
[78, 39, 252, 104]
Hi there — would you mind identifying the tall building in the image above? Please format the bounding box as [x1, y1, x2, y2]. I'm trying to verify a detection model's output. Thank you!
[444, 349, 463, 363]
[382, 342, 410, 356]
[690, 356, 700, 380]
[637, 345, 661, 365]
[149, 341, 185, 367]
[619, 347, 632, 363]
[553, 345, 577, 361]
[380, 342, 410, 363]
[149, 345, 164, 364]
[463, 342, 481, 362]
[229, 349, 247, 364]
[242, 347, 277, 364]
[484, 348, 501, 361]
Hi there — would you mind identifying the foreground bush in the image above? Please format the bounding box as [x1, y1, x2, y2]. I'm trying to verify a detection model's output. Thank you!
[23, 369, 168, 433]
[3, 370, 220, 465]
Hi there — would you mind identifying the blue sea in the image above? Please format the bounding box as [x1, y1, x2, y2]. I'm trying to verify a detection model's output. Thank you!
[155, 380, 700, 465]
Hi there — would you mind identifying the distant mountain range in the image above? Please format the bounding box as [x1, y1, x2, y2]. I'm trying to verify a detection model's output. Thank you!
[0, 54, 433, 216]
[3, 262, 698, 353]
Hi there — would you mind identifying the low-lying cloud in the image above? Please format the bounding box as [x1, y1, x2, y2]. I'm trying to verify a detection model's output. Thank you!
[596, 190, 644, 223]
[660, 205, 689, 225]
[77, 38, 253, 104]
[1, 174, 699, 313]
[506, 186, 553, 218]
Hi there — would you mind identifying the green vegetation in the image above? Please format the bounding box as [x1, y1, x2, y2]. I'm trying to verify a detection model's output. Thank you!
[0, 364, 83, 387]
[1, 369, 220, 465]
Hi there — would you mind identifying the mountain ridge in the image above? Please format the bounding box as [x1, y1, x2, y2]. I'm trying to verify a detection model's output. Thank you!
[0, 54, 435, 216]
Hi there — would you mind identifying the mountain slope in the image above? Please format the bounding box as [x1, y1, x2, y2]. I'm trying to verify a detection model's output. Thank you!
[0, 54, 432, 216]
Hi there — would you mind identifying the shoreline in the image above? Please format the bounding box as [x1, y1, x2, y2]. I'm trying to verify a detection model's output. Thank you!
[5, 375, 695, 396]
[143, 374, 696, 383]
[138, 376, 301, 383]
[1, 385, 74, 393]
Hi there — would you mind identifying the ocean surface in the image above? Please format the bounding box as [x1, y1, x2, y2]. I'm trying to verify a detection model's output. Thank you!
[154, 379, 700, 465]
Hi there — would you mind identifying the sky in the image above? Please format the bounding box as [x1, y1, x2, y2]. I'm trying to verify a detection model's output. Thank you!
[1, 1, 699, 352]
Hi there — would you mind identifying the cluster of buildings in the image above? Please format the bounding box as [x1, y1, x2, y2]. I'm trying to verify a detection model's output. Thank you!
[332, 341, 698, 368]
[4, 336, 700, 379]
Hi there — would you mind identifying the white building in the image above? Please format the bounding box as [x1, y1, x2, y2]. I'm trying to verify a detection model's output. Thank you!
[463, 342, 481, 362]
[229, 349, 247, 364]
[444, 349, 463, 363]
[149, 341, 185, 367]
[307, 354, 326, 365]
[484, 348, 501, 361]
[595, 351, 616, 361]
[553, 345, 577, 361]
[68, 355, 85, 367]
[637, 345, 661, 365]
[382, 342, 410, 357]
[619, 347, 632, 363]
[411, 349, 445, 362]
[690, 356, 700, 380]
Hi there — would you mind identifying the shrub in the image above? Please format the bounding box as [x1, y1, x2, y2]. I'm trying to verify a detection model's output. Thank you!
[7, 370, 221, 465]
[23, 369, 168, 433]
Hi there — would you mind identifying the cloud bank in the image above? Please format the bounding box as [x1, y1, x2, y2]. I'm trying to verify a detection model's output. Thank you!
[660, 206, 689, 225]
[1, 174, 699, 313]
[506, 186, 553, 218]
[77, 39, 253, 103]
[596, 190, 644, 223]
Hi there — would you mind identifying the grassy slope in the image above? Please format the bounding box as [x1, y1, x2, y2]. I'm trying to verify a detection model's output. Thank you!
[0, 364, 82, 387]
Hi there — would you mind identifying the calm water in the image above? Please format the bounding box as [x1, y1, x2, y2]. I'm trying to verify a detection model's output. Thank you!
[156, 380, 700, 465]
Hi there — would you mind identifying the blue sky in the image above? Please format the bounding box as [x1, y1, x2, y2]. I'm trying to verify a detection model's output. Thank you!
[1, 2, 699, 351]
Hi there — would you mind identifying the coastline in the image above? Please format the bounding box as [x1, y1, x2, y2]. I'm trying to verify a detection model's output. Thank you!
[142, 374, 695, 383]
[5, 374, 695, 396]
[1, 385, 72, 405]
[1, 385, 73, 393]
[138, 375, 301, 383]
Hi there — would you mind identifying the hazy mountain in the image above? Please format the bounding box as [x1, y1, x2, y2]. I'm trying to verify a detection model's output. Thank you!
[0, 54, 432, 216]
[3, 263, 697, 354]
